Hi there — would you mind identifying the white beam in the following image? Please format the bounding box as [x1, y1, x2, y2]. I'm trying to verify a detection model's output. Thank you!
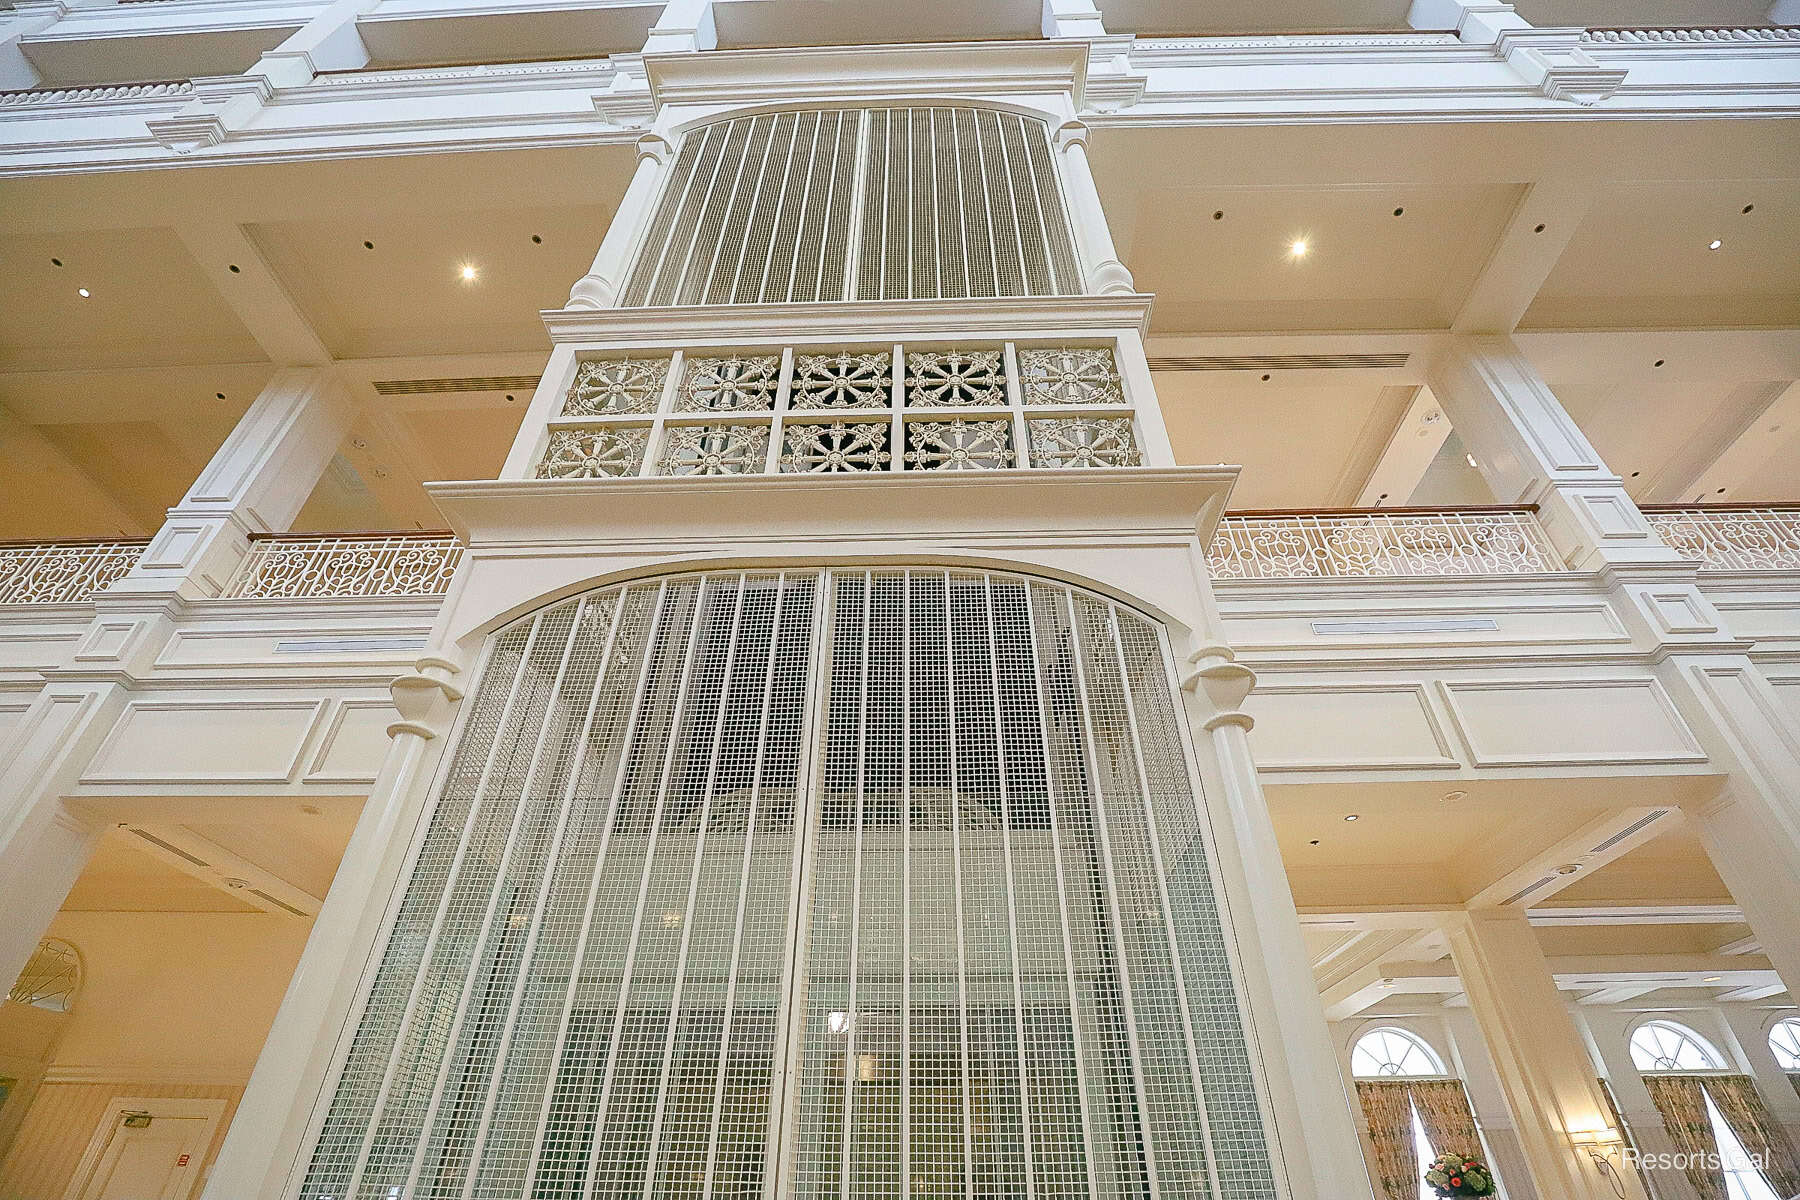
[172, 220, 332, 367]
[120, 823, 323, 919]
[1664, 378, 1800, 503]
[1527, 903, 1743, 927]
[1451, 178, 1595, 334]
[1464, 807, 1680, 910]
[1354, 383, 1451, 506]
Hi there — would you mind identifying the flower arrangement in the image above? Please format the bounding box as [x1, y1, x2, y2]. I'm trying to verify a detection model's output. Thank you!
[1424, 1152, 1495, 1196]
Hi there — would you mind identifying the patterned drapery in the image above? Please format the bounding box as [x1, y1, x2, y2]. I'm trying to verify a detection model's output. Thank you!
[1410, 1080, 1484, 1163]
[1644, 1075, 1728, 1200]
[1356, 1081, 1421, 1200]
[1704, 1074, 1800, 1198]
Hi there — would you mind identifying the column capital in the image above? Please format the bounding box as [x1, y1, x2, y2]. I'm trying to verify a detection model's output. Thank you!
[1180, 643, 1256, 731]
[1053, 118, 1091, 150]
[636, 131, 673, 163]
[387, 654, 467, 740]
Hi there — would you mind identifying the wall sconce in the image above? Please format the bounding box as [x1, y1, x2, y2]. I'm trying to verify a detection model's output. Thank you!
[1569, 1128, 1629, 1198]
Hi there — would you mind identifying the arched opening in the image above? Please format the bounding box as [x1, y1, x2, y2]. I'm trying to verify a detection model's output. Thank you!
[1350, 1026, 1496, 1200]
[621, 106, 1082, 307]
[1631, 1020, 1790, 1200]
[299, 567, 1275, 1199]
[1630, 1019, 1727, 1073]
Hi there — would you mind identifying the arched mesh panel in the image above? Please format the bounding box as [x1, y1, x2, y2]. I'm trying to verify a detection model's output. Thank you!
[299, 569, 1276, 1200]
[620, 108, 1083, 307]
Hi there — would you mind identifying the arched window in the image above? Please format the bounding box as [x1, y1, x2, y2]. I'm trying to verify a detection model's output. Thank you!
[1351, 1028, 1448, 1079]
[5, 938, 80, 1012]
[1630, 1020, 1727, 1072]
[299, 568, 1275, 1200]
[1770, 1017, 1800, 1072]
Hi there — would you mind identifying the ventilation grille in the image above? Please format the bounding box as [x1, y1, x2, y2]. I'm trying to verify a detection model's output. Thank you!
[1145, 353, 1410, 372]
[1587, 809, 1672, 856]
[622, 107, 1081, 307]
[1500, 874, 1562, 907]
[372, 375, 541, 396]
[129, 828, 210, 868]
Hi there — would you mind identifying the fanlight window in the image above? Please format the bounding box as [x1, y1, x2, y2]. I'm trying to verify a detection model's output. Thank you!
[1769, 1017, 1800, 1071]
[622, 106, 1083, 306]
[1630, 1020, 1727, 1072]
[5, 938, 80, 1012]
[1351, 1028, 1447, 1079]
[300, 568, 1277, 1200]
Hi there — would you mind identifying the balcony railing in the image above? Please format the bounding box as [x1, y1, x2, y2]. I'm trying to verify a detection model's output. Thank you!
[1644, 506, 1800, 572]
[223, 533, 464, 599]
[1206, 507, 1563, 580]
[0, 539, 148, 605]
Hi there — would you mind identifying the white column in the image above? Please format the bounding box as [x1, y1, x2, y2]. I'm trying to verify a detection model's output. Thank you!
[1180, 640, 1378, 1200]
[1407, 0, 1530, 43]
[1427, 335, 1680, 571]
[1052, 120, 1136, 297]
[1041, 0, 1107, 38]
[1688, 790, 1800, 995]
[1444, 909, 1649, 1200]
[0, 685, 120, 991]
[566, 133, 674, 310]
[1577, 1007, 1692, 1200]
[642, 0, 716, 54]
[250, 0, 377, 87]
[1717, 1005, 1800, 1141]
[108, 367, 355, 600]
[201, 656, 466, 1200]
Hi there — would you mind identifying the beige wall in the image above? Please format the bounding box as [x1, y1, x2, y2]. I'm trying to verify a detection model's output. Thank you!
[0, 911, 311, 1200]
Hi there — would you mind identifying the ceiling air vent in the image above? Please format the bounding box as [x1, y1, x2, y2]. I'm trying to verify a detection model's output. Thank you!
[1146, 352, 1410, 372]
[128, 828, 211, 868]
[1587, 809, 1672, 855]
[372, 375, 541, 396]
[1500, 874, 1562, 907]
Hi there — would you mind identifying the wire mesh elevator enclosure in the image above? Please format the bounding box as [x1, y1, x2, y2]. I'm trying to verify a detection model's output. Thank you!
[619, 107, 1084, 307]
[298, 569, 1279, 1200]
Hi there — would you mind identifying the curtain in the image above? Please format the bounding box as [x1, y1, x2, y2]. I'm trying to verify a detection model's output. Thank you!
[1409, 1080, 1484, 1163]
[1644, 1075, 1728, 1200]
[1357, 1080, 1421, 1200]
[1789, 1073, 1800, 1102]
[1704, 1074, 1800, 1198]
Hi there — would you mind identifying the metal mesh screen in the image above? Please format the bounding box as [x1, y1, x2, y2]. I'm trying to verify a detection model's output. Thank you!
[299, 569, 1276, 1200]
[621, 108, 1081, 307]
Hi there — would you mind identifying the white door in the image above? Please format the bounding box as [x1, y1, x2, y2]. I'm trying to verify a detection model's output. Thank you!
[68, 1100, 224, 1200]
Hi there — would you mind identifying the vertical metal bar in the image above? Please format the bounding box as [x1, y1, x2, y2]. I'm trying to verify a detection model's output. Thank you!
[982, 577, 1038, 1199]
[838, 570, 871, 1200]
[519, 584, 664, 1192]
[396, 598, 591, 1200]
[778, 113, 826, 303]
[637, 577, 753, 1193]
[337, 614, 549, 1200]
[844, 110, 872, 302]
[701, 574, 791, 1200]
[768, 570, 836, 1199]
[575, 578, 714, 1200]
[767, 347, 794, 474]
[651, 124, 729, 306]
[971, 110, 1004, 296]
[1103, 607, 1228, 1200]
[942, 570, 977, 1200]
[890, 346, 906, 472]
[899, 569, 912, 1195]
[1019, 584, 1098, 1187]
[723, 117, 785, 303]
[1060, 588, 1164, 1200]
[457, 595, 630, 1199]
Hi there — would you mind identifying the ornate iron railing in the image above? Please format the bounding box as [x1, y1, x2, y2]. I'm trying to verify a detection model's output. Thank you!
[0, 539, 147, 604]
[224, 533, 463, 599]
[1644, 506, 1800, 572]
[1206, 507, 1563, 579]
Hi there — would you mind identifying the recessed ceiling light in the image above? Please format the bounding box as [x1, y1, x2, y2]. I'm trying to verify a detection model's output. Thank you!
[1440, 790, 1467, 803]
[531, 234, 544, 244]
[77, 287, 90, 297]
[1702, 975, 1723, 983]
[1212, 210, 1223, 221]
[215, 391, 226, 400]
[1654, 359, 1666, 368]
[1343, 813, 1360, 822]
[1742, 203, 1755, 214]
[1533, 223, 1546, 234]
[1289, 239, 1309, 258]
[228, 263, 241, 273]
[1465, 454, 1479, 469]
[51, 257, 63, 267]
[1378, 980, 1396, 989]
[459, 263, 479, 283]
[1709, 239, 1722, 250]
[1392, 206, 1405, 217]
[363, 240, 375, 250]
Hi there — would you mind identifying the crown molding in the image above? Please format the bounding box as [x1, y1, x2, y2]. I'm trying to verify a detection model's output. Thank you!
[540, 294, 1155, 346]
[646, 40, 1088, 110]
